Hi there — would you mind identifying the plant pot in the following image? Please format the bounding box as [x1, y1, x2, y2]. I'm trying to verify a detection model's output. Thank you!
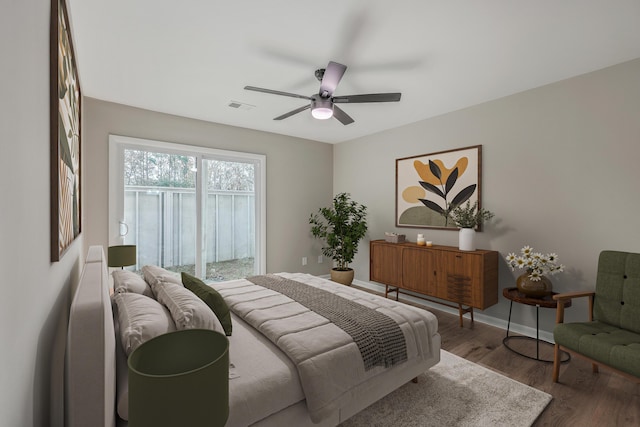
[459, 228, 476, 251]
[331, 268, 354, 286]
[517, 272, 553, 297]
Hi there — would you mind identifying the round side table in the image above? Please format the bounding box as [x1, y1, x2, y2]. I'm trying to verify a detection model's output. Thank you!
[502, 287, 571, 363]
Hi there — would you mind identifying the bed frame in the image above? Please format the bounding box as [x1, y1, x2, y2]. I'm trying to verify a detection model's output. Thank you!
[66, 246, 117, 427]
[66, 246, 441, 426]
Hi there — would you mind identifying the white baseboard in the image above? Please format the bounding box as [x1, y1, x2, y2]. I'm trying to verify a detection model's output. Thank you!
[347, 278, 555, 343]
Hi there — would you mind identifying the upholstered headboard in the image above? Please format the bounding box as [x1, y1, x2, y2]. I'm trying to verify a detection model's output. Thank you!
[66, 245, 116, 427]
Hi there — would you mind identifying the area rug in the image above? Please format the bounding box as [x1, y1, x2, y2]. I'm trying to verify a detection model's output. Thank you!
[340, 350, 552, 427]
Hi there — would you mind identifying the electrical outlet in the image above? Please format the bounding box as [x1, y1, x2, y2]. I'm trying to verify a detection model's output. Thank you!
[318, 255, 323, 264]
[302, 257, 307, 266]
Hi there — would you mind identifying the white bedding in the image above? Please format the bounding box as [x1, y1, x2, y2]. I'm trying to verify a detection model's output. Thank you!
[215, 272, 440, 423]
[226, 312, 304, 426]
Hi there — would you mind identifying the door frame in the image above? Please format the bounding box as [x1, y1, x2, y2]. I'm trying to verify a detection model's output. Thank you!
[108, 134, 266, 276]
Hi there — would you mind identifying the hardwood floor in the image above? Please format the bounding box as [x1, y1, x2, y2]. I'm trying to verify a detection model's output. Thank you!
[355, 286, 640, 426]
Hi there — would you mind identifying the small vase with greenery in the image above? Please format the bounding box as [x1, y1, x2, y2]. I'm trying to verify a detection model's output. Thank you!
[449, 201, 494, 251]
[309, 193, 368, 285]
[449, 201, 495, 229]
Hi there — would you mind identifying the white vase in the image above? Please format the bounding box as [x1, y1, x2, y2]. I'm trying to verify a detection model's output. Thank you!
[459, 228, 476, 251]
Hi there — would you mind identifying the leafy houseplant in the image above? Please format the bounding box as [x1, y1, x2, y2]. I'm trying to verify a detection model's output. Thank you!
[449, 201, 494, 251]
[309, 193, 368, 285]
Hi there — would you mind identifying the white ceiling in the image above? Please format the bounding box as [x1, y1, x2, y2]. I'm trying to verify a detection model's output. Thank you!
[68, 0, 640, 144]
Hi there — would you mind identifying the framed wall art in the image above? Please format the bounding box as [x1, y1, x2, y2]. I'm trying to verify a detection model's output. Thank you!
[396, 145, 482, 230]
[50, 0, 81, 261]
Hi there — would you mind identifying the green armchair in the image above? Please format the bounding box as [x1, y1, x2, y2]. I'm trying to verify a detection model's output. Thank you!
[552, 250, 640, 383]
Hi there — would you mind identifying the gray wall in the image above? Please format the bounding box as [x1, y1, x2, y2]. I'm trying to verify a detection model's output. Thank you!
[83, 98, 334, 276]
[335, 58, 640, 334]
[1, 2, 83, 426]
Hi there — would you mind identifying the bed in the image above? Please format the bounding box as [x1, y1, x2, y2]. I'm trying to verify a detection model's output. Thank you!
[66, 246, 441, 426]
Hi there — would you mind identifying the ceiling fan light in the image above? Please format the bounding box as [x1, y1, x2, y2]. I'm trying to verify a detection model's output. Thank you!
[311, 98, 333, 120]
[312, 107, 333, 120]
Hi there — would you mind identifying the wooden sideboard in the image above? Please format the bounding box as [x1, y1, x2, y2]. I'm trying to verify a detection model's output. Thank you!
[370, 239, 499, 327]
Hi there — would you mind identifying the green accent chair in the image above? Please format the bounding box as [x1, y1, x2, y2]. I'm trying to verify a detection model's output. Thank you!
[552, 250, 640, 383]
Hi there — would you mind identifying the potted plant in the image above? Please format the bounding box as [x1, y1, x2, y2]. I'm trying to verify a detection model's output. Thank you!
[449, 201, 494, 251]
[309, 193, 368, 285]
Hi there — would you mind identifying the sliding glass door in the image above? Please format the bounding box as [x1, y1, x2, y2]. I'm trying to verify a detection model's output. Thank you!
[109, 135, 265, 282]
[201, 158, 256, 280]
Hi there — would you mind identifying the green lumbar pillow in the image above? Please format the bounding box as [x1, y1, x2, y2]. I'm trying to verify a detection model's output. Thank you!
[181, 272, 232, 336]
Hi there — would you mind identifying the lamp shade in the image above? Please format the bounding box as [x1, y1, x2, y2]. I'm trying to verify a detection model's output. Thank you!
[128, 329, 229, 427]
[107, 245, 137, 268]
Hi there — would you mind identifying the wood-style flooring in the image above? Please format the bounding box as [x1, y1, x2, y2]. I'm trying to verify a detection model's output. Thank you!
[354, 286, 640, 426]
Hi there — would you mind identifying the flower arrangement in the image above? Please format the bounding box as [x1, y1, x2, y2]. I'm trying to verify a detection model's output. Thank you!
[506, 245, 565, 281]
[449, 201, 494, 228]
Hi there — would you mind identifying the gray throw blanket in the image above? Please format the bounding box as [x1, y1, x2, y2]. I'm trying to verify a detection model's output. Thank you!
[248, 274, 407, 370]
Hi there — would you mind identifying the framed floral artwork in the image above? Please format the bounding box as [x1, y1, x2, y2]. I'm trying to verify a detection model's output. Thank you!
[396, 145, 482, 230]
[50, 0, 82, 261]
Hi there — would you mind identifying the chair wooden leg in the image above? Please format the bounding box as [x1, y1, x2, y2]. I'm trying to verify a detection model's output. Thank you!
[552, 343, 561, 382]
[592, 363, 599, 373]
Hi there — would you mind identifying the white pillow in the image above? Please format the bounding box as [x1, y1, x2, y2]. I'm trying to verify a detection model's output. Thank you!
[112, 269, 154, 298]
[154, 282, 225, 333]
[142, 265, 182, 290]
[113, 292, 176, 355]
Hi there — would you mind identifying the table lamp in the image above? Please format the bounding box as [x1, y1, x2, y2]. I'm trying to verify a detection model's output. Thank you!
[108, 245, 137, 269]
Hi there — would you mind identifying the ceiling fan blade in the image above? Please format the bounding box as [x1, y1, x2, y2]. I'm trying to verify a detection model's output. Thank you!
[254, 46, 318, 69]
[274, 104, 311, 121]
[333, 93, 402, 103]
[332, 105, 355, 125]
[244, 86, 312, 100]
[319, 61, 347, 97]
[333, 8, 369, 62]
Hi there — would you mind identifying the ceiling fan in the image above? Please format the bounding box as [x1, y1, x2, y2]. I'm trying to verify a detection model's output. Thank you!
[244, 61, 401, 125]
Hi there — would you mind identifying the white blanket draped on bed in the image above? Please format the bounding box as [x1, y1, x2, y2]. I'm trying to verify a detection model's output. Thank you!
[214, 273, 439, 423]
